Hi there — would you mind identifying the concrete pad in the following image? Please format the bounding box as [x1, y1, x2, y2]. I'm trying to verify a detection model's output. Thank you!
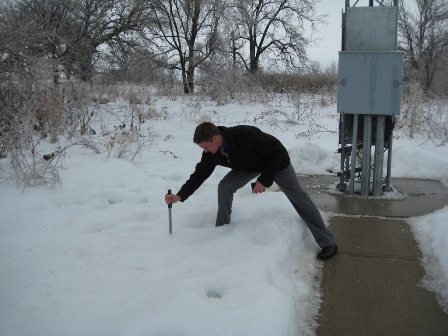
[317, 255, 448, 336]
[316, 216, 448, 336]
[295, 175, 448, 335]
[299, 175, 448, 218]
[330, 216, 420, 258]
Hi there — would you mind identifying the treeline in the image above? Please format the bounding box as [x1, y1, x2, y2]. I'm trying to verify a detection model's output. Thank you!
[1, 0, 446, 96]
[1, 0, 447, 188]
[398, 0, 448, 97]
[0, 0, 334, 94]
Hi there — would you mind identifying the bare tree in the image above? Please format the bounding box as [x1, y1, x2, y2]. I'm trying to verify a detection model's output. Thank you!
[14, 0, 75, 85]
[432, 50, 448, 95]
[65, 0, 151, 82]
[99, 44, 165, 84]
[398, 0, 448, 94]
[0, 1, 56, 84]
[145, 0, 225, 93]
[5, 0, 151, 83]
[230, 0, 323, 73]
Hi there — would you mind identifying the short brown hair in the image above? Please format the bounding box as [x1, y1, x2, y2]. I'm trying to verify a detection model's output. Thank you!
[193, 122, 220, 144]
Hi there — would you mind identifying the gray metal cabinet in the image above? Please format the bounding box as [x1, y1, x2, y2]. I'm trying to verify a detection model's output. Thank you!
[337, 51, 404, 116]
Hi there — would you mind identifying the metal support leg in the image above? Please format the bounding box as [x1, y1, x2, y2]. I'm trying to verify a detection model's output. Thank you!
[373, 116, 385, 196]
[385, 116, 394, 192]
[349, 114, 359, 195]
[338, 113, 347, 190]
[361, 115, 372, 196]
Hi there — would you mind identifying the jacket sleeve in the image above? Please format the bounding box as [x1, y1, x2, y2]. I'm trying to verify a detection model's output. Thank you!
[254, 132, 285, 188]
[176, 152, 216, 201]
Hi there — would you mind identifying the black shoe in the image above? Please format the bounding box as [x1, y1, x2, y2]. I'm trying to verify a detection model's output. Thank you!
[317, 243, 338, 260]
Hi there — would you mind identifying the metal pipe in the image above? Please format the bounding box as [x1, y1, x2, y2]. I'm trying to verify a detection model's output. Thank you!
[349, 114, 359, 195]
[339, 113, 346, 190]
[167, 189, 173, 233]
[341, 10, 346, 51]
[372, 116, 385, 196]
[385, 116, 394, 192]
[361, 115, 372, 196]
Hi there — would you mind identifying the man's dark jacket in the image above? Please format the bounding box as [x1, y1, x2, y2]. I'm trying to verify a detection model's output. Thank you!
[177, 125, 291, 201]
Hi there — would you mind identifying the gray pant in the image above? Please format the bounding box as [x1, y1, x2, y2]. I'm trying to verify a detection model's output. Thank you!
[216, 164, 335, 247]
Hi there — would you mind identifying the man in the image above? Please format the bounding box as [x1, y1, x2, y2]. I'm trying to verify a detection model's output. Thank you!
[164, 122, 338, 260]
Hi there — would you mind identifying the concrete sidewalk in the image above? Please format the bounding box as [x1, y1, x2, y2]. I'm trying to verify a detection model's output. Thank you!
[300, 175, 448, 336]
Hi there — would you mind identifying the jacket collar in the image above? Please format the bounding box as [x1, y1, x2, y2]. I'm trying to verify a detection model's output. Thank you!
[217, 126, 237, 152]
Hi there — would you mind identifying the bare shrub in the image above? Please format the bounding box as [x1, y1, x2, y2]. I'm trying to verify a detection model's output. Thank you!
[102, 126, 157, 162]
[0, 82, 68, 188]
[294, 95, 317, 122]
[0, 136, 6, 158]
[145, 106, 169, 120]
[1, 113, 64, 189]
[7, 149, 62, 189]
[397, 81, 425, 138]
[64, 81, 97, 136]
[178, 96, 203, 122]
[33, 88, 65, 142]
[134, 102, 171, 122]
[90, 83, 118, 105]
[0, 81, 163, 189]
[253, 108, 294, 131]
[398, 81, 448, 145]
[424, 102, 448, 146]
[126, 90, 143, 105]
[414, 100, 448, 147]
[250, 90, 338, 137]
[254, 71, 338, 94]
[295, 113, 337, 139]
[197, 114, 212, 124]
[125, 87, 171, 126]
[199, 67, 248, 104]
[70, 133, 102, 154]
[292, 92, 338, 139]
[159, 150, 178, 158]
[130, 104, 143, 130]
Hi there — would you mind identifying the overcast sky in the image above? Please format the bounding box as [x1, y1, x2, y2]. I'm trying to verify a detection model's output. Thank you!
[307, 0, 346, 69]
[308, 0, 411, 69]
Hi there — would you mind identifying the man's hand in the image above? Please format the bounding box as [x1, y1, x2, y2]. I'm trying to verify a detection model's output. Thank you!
[252, 181, 266, 194]
[165, 193, 181, 205]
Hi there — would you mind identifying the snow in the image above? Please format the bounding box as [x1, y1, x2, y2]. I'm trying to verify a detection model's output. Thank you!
[1, 94, 447, 335]
[408, 207, 448, 313]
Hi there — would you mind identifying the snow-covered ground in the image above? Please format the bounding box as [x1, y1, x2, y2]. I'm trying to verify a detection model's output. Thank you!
[1, 93, 447, 335]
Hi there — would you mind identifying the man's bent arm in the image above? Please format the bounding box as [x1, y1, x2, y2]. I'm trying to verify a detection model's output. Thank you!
[177, 153, 216, 201]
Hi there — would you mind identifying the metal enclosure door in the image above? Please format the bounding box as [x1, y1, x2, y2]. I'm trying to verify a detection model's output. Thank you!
[337, 51, 404, 116]
[345, 6, 398, 51]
